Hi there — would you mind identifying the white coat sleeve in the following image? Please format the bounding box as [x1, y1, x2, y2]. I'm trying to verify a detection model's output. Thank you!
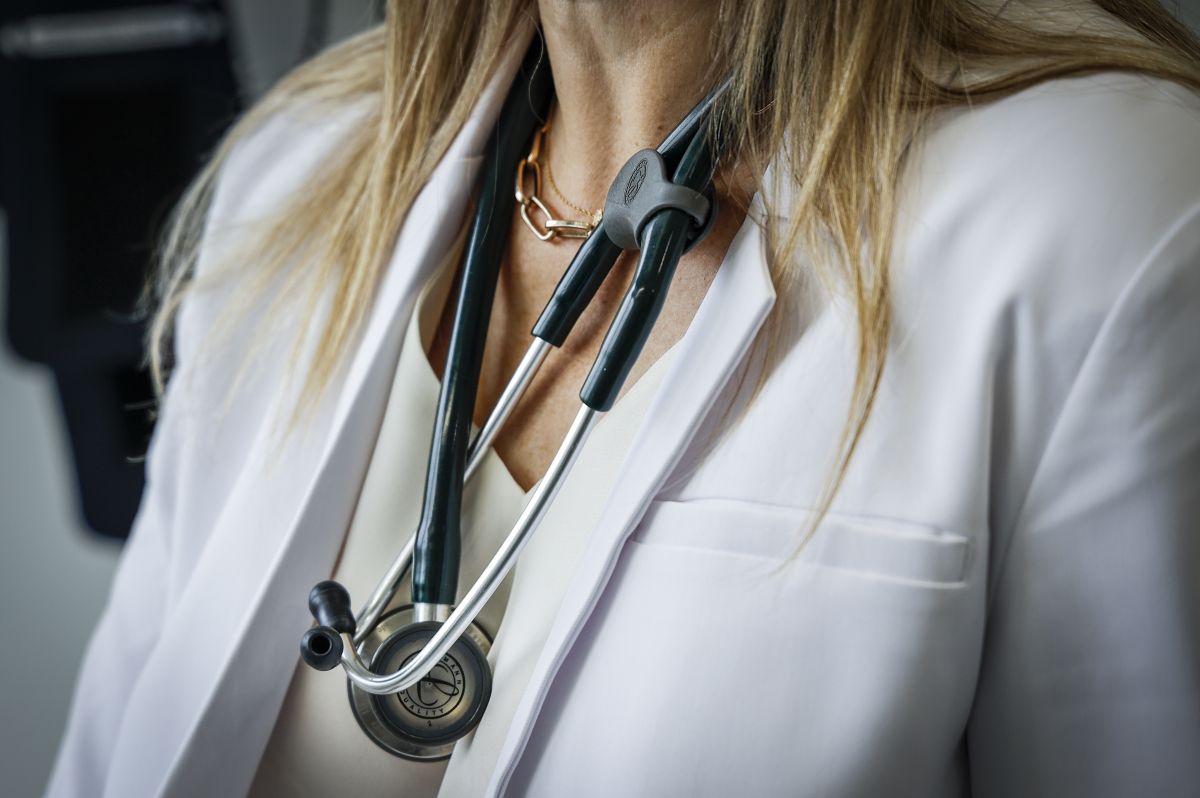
[42, 101, 372, 797]
[43, 344, 189, 797]
[967, 203, 1200, 797]
[43, 135, 238, 798]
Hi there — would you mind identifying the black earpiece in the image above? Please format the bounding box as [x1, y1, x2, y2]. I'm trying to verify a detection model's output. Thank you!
[300, 625, 344, 671]
[300, 580, 356, 671]
[308, 580, 356, 634]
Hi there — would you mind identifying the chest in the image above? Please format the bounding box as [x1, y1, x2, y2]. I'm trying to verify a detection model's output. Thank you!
[495, 301, 999, 794]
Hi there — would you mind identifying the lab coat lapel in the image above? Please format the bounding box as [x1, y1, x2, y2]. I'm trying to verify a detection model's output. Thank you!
[147, 36, 533, 798]
[490, 202, 777, 794]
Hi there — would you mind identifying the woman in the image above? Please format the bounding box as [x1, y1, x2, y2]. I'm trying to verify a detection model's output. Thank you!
[47, 1, 1200, 796]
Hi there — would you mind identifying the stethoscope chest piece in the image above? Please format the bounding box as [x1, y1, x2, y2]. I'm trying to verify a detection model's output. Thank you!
[347, 606, 493, 760]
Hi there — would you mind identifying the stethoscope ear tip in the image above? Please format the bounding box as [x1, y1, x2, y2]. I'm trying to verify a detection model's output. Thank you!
[300, 625, 344, 671]
[308, 580, 356, 633]
[302, 579, 356, 671]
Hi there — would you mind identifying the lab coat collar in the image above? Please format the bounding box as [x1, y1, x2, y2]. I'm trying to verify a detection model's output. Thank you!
[151, 27, 535, 798]
[490, 197, 777, 793]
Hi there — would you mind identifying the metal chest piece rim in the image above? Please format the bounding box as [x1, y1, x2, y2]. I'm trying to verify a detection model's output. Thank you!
[347, 606, 493, 761]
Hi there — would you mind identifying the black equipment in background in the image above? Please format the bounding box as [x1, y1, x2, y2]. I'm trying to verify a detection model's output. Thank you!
[1, 1, 239, 539]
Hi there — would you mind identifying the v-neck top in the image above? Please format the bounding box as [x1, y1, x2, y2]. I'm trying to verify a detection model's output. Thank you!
[249, 255, 678, 797]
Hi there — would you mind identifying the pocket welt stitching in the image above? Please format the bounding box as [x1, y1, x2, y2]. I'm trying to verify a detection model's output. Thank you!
[632, 498, 972, 585]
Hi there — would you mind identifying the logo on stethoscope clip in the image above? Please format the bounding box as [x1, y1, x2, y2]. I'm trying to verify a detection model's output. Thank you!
[624, 157, 649, 205]
[398, 653, 465, 720]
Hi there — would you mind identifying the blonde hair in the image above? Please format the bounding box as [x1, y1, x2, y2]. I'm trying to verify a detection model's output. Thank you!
[147, 0, 1200, 538]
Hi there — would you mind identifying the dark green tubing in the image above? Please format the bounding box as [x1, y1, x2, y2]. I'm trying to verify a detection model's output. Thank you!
[530, 77, 731, 347]
[579, 124, 718, 412]
[411, 40, 554, 607]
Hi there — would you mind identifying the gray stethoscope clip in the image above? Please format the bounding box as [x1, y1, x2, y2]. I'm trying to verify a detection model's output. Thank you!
[603, 148, 716, 253]
[300, 35, 728, 760]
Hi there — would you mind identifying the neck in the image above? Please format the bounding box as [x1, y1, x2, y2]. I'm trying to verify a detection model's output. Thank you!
[535, 0, 722, 213]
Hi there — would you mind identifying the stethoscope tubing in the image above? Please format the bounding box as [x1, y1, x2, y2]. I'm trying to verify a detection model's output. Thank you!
[342, 70, 728, 693]
[345, 144, 720, 695]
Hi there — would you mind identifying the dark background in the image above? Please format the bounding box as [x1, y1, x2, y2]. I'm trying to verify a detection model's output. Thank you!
[0, 2, 378, 794]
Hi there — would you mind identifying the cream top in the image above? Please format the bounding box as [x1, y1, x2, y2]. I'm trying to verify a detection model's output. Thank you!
[249, 257, 677, 797]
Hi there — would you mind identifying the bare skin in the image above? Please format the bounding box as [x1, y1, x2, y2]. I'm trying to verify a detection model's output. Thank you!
[429, 1, 750, 492]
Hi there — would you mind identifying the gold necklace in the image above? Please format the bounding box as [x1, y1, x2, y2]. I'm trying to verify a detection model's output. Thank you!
[544, 137, 604, 228]
[514, 123, 602, 241]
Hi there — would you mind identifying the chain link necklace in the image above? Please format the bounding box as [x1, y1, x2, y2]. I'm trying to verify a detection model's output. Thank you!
[514, 120, 604, 241]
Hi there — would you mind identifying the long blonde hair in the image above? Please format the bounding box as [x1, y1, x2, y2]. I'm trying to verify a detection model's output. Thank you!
[147, 0, 1200, 536]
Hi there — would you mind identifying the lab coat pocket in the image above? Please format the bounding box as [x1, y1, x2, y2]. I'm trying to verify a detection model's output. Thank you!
[632, 498, 972, 587]
[522, 500, 981, 796]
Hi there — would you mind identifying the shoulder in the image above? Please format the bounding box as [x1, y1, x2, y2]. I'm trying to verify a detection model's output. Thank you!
[884, 71, 1200, 535]
[166, 95, 375, 418]
[205, 96, 377, 236]
[908, 70, 1200, 271]
[177, 95, 375, 343]
[929, 70, 1200, 206]
[897, 71, 1200, 334]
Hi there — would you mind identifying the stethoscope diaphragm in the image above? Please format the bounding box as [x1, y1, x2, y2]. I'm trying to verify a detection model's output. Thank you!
[347, 606, 493, 760]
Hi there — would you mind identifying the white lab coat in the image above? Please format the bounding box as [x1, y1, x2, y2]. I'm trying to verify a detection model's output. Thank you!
[46, 34, 1200, 798]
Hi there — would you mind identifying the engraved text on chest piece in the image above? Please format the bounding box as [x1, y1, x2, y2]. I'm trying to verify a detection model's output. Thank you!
[398, 653, 466, 720]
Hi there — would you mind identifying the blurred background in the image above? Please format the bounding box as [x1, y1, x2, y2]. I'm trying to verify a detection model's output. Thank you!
[1, 2, 1199, 796]
[0, 2, 377, 795]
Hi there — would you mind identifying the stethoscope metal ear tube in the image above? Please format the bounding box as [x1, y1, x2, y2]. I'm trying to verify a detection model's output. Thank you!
[462, 337, 550, 482]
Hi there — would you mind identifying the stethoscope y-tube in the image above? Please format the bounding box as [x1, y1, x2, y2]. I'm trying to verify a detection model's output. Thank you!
[300, 34, 727, 758]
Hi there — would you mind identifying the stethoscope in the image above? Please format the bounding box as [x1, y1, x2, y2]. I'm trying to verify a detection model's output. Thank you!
[299, 37, 727, 760]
